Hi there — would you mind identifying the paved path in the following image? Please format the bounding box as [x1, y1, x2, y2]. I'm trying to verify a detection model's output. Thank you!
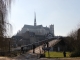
[28, 40, 60, 54]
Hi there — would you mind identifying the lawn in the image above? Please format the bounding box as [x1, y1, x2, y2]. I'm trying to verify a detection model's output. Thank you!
[45, 51, 70, 58]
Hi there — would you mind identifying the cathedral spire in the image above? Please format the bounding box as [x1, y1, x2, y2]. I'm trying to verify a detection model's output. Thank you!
[34, 12, 36, 26]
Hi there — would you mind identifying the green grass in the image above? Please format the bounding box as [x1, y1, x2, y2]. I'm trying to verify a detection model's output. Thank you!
[45, 51, 70, 58]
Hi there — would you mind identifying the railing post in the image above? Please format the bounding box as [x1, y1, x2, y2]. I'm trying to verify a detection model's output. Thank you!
[21, 47, 24, 54]
[9, 39, 10, 53]
[32, 44, 35, 53]
[46, 42, 50, 57]
[46, 42, 49, 48]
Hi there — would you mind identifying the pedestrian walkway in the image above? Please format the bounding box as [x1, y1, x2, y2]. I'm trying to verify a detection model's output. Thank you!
[13, 52, 39, 60]
[0, 57, 12, 60]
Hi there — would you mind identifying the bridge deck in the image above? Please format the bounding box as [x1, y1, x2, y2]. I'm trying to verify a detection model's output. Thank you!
[11, 39, 60, 54]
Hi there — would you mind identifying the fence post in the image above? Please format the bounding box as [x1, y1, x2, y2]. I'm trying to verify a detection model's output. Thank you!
[32, 44, 35, 53]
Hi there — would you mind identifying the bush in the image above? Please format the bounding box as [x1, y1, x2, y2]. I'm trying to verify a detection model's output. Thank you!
[0, 52, 5, 56]
[70, 51, 80, 57]
[40, 54, 45, 58]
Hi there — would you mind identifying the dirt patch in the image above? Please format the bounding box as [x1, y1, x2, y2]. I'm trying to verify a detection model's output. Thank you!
[0, 57, 12, 60]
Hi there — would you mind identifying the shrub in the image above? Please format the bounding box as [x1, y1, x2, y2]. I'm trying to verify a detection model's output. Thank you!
[70, 51, 80, 57]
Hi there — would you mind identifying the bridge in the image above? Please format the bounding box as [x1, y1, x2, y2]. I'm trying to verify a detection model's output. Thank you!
[11, 37, 62, 54]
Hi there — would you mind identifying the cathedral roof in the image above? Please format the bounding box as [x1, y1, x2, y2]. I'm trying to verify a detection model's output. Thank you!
[23, 25, 43, 29]
[44, 27, 50, 31]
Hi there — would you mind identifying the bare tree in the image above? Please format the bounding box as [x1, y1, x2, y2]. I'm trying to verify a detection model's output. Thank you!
[68, 30, 78, 40]
[0, 0, 12, 54]
[67, 27, 80, 57]
[0, 0, 12, 37]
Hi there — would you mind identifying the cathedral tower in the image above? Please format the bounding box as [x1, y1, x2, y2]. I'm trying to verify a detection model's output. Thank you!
[50, 24, 54, 36]
[34, 12, 36, 26]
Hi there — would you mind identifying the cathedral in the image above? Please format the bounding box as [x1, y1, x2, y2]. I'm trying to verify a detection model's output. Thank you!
[12, 13, 55, 45]
[17, 13, 54, 36]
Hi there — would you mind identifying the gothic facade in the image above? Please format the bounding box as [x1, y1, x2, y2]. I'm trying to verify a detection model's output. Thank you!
[17, 13, 54, 36]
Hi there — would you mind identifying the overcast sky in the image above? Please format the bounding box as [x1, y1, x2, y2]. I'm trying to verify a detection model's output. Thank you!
[9, 0, 80, 36]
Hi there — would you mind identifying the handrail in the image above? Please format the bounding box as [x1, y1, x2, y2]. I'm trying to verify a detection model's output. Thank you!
[11, 37, 57, 51]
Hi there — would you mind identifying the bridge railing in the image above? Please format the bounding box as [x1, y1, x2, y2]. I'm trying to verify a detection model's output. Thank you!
[10, 37, 56, 56]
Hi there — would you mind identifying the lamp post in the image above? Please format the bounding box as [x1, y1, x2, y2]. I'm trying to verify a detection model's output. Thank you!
[32, 44, 35, 53]
[9, 39, 10, 53]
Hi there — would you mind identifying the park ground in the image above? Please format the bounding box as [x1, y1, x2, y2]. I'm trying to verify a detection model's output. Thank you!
[0, 52, 80, 60]
[45, 51, 70, 58]
[0, 57, 80, 60]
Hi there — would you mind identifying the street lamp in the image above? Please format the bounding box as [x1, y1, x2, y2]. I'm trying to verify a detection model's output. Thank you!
[9, 38, 10, 53]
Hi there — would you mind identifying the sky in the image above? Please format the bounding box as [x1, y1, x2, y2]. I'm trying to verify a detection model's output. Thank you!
[9, 0, 80, 36]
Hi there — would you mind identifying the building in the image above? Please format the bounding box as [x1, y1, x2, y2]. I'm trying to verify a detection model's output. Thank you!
[12, 13, 54, 45]
[17, 13, 54, 37]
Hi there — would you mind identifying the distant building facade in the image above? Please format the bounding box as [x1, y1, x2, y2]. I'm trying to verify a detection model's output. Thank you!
[17, 13, 54, 36]
[12, 13, 54, 46]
